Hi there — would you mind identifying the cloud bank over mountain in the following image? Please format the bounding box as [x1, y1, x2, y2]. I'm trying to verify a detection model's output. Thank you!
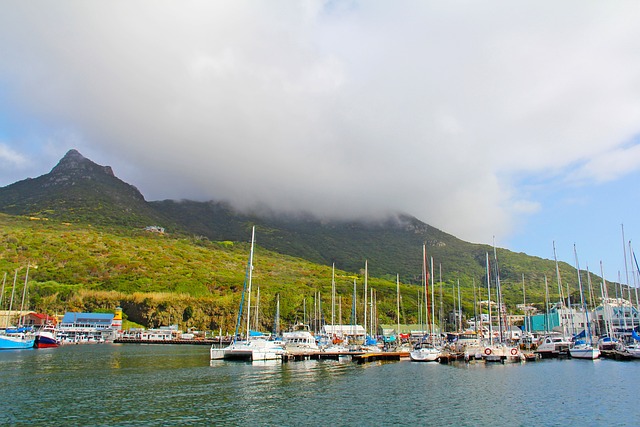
[1, 1, 640, 246]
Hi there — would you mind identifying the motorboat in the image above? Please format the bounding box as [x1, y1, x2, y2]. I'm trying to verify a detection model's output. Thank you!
[282, 324, 319, 354]
[535, 333, 572, 358]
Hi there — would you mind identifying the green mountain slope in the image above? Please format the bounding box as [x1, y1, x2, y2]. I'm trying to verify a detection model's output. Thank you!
[0, 149, 613, 330]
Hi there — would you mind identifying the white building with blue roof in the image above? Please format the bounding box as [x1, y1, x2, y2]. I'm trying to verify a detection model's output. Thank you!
[58, 312, 117, 343]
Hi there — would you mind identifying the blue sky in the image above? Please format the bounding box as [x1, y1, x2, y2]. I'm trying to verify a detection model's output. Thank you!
[1, 1, 640, 283]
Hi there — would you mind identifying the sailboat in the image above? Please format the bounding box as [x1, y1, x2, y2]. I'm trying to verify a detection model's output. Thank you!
[568, 245, 600, 360]
[210, 227, 285, 362]
[410, 245, 440, 362]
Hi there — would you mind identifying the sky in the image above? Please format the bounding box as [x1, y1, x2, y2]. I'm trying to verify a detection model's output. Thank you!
[1, 1, 640, 283]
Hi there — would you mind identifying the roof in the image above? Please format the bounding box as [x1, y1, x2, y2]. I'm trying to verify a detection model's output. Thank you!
[61, 312, 114, 324]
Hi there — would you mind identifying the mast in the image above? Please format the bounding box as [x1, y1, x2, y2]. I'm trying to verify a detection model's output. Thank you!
[493, 240, 504, 343]
[457, 279, 462, 333]
[431, 257, 436, 340]
[472, 279, 478, 334]
[245, 227, 256, 340]
[351, 279, 357, 333]
[439, 263, 443, 333]
[6, 270, 18, 328]
[396, 274, 400, 338]
[254, 287, 260, 332]
[364, 260, 368, 338]
[600, 262, 614, 340]
[544, 275, 550, 334]
[522, 274, 527, 334]
[574, 244, 593, 343]
[331, 263, 336, 327]
[0, 272, 6, 314]
[233, 227, 255, 342]
[553, 242, 568, 336]
[485, 252, 493, 345]
[423, 244, 430, 338]
[273, 293, 280, 336]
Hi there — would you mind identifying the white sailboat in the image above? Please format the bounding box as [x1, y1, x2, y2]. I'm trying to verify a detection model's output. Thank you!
[210, 227, 285, 362]
[410, 245, 440, 362]
[569, 245, 600, 360]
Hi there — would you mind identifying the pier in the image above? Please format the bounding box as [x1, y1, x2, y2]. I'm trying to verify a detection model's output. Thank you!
[280, 351, 410, 363]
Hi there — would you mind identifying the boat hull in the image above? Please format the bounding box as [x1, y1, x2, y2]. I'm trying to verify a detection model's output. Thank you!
[35, 332, 60, 348]
[0, 335, 35, 350]
[569, 346, 600, 359]
[409, 348, 440, 362]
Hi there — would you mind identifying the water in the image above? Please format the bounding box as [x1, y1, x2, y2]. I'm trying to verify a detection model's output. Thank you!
[1, 345, 639, 426]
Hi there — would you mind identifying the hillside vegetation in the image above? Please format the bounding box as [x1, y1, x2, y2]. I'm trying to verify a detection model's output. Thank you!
[0, 150, 617, 333]
[1, 213, 608, 333]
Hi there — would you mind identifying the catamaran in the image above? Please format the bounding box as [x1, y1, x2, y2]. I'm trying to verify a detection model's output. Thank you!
[210, 227, 285, 362]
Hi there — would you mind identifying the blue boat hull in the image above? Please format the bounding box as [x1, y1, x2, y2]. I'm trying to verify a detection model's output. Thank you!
[0, 335, 35, 350]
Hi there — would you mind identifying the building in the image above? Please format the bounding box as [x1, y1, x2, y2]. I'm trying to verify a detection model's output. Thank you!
[58, 312, 117, 343]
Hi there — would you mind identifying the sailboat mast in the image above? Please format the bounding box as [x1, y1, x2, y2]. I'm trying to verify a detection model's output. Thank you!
[364, 261, 368, 338]
[245, 226, 255, 340]
[431, 257, 436, 339]
[574, 245, 592, 341]
[423, 245, 430, 336]
[485, 252, 493, 345]
[0, 272, 6, 313]
[396, 274, 400, 338]
[553, 242, 568, 336]
[493, 241, 504, 343]
[331, 263, 336, 327]
[544, 275, 550, 334]
[6, 270, 18, 328]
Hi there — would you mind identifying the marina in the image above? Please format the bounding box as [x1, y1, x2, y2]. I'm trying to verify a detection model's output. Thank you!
[2, 343, 639, 426]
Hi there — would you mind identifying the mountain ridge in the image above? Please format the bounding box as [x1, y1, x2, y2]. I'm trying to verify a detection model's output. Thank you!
[0, 149, 579, 288]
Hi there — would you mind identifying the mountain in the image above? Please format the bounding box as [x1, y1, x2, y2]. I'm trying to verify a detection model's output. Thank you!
[0, 149, 176, 229]
[0, 149, 578, 290]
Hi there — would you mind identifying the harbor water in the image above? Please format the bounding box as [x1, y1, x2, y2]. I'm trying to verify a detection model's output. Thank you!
[1, 344, 639, 426]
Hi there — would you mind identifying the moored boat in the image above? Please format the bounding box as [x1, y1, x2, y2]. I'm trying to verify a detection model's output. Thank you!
[34, 324, 60, 348]
[569, 340, 601, 359]
[0, 329, 35, 350]
[282, 324, 319, 354]
[410, 343, 440, 362]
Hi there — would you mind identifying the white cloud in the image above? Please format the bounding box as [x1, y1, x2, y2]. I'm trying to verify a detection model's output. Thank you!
[1, 1, 640, 245]
[0, 143, 27, 167]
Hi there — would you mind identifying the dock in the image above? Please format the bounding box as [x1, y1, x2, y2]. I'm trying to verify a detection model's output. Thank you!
[281, 351, 410, 363]
[601, 349, 634, 361]
[114, 338, 229, 345]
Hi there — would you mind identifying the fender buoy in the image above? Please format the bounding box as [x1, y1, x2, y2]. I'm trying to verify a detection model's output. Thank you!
[484, 348, 492, 355]
[510, 348, 518, 356]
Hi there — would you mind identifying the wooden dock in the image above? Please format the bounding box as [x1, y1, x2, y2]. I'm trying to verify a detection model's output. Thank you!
[281, 351, 410, 363]
[114, 338, 228, 345]
[601, 349, 634, 361]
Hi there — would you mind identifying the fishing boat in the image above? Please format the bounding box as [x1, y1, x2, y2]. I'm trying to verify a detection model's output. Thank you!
[34, 324, 60, 348]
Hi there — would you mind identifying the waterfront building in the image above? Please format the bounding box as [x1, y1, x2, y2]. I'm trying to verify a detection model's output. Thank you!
[57, 312, 117, 343]
[592, 298, 639, 337]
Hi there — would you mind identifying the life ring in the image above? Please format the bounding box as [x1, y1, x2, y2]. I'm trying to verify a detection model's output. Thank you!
[484, 348, 492, 355]
[510, 348, 518, 356]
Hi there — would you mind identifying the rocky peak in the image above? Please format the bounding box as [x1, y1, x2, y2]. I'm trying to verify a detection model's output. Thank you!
[50, 149, 115, 177]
